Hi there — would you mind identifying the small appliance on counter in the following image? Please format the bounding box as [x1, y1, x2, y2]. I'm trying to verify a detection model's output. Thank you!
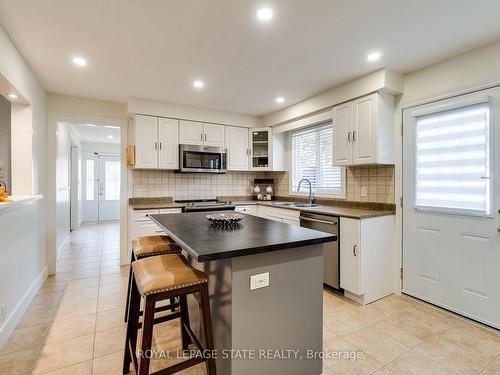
[253, 179, 274, 201]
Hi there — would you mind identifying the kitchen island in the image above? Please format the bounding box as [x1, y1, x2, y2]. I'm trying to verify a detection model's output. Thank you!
[150, 212, 336, 375]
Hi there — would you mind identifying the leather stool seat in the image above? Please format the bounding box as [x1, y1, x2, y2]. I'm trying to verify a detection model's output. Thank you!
[131, 235, 181, 259]
[132, 254, 208, 296]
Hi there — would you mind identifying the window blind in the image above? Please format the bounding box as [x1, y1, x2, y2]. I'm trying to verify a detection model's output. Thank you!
[291, 123, 344, 195]
[415, 102, 490, 214]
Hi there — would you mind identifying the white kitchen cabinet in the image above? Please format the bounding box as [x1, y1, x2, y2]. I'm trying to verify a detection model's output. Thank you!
[340, 215, 394, 305]
[134, 115, 179, 170]
[248, 128, 286, 171]
[332, 92, 394, 166]
[256, 205, 300, 225]
[234, 205, 257, 215]
[134, 115, 159, 169]
[158, 118, 179, 169]
[203, 123, 225, 147]
[179, 120, 204, 145]
[180, 121, 225, 147]
[226, 126, 250, 171]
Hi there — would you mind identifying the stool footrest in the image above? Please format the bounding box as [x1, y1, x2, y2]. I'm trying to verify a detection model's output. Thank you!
[150, 357, 206, 375]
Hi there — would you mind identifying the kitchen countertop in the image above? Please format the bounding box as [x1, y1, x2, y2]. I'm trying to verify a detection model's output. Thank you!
[150, 212, 336, 262]
[226, 200, 395, 219]
[129, 197, 184, 210]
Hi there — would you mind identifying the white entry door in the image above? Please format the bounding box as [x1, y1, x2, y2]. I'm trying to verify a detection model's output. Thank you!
[403, 87, 500, 328]
[98, 155, 120, 221]
[82, 154, 120, 222]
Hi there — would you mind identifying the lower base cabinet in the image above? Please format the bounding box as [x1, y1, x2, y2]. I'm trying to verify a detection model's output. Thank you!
[340, 216, 394, 305]
[256, 205, 300, 225]
[234, 205, 257, 215]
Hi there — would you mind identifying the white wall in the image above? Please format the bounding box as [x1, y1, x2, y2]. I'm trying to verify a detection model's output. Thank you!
[55, 122, 70, 254]
[82, 141, 120, 155]
[0, 26, 47, 347]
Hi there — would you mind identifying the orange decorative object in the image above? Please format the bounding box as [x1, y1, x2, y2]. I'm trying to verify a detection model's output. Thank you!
[0, 187, 12, 202]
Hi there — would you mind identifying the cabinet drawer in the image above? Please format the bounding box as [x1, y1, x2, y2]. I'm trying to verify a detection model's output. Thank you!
[133, 221, 163, 238]
[131, 209, 159, 221]
[235, 205, 257, 215]
[159, 208, 182, 214]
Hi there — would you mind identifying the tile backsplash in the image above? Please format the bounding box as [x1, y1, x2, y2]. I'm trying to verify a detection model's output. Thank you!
[131, 170, 267, 199]
[131, 165, 395, 204]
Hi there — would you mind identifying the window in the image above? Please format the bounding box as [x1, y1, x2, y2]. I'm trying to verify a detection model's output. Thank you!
[415, 102, 490, 215]
[291, 123, 345, 197]
[104, 161, 120, 200]
[85, 159, 94, 201]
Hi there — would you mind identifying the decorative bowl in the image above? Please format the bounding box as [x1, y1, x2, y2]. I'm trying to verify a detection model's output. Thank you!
[206, 212, 244, 227]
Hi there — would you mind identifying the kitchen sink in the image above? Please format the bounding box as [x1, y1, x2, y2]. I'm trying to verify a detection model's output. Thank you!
[292, 203, 321, 207]
[271, 202, 295, 206]
[271, 202, 321, 208]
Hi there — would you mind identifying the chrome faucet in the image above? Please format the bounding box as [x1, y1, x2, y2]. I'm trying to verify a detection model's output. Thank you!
[297, 178, 315, 204]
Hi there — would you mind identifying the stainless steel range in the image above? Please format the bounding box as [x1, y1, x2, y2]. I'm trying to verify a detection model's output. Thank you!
[176, 199, 236, 213]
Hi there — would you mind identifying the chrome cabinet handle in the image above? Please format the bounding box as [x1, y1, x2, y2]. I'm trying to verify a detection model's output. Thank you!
[300, 217, 337, 226]
[348, 132, 352, 142]
[154, 142, 158, 150]
[200, 133, 203, 141]
[353, 131, 357, 141]
[204, 134, 207, 141]
[159, 142, 162, 150]
[353, 245, 357, 256]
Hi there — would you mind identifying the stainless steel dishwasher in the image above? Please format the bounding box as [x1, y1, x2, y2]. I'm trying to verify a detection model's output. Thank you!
[300, 212, 340, 289]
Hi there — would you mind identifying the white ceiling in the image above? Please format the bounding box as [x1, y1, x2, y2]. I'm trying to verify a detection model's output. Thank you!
[70, 123, 120, 144]
[2, 0, 500, 116]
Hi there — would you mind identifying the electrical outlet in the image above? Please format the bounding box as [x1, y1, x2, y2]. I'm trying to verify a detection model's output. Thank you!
[250, 272, 270, 291]
[1, 303, 7, 323]
[361, 186, 367, 197]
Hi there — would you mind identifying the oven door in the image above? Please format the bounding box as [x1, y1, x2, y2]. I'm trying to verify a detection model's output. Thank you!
[180, 144, 227, 173]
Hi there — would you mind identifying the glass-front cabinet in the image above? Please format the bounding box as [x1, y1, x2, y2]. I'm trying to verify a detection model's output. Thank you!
[250, 127, 272, 170]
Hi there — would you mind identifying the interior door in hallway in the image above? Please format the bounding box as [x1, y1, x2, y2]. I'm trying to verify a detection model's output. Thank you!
[98, 155, 120, 221]
[402, 87, 500, 329]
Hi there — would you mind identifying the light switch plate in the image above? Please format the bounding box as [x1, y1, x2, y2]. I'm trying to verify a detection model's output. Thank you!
[250, 272, 270, 291]
[361, 186, 367, 197]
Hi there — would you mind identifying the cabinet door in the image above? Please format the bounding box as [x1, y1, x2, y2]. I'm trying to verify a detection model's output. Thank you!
[203, 123, 225, 147]
[340, 218, 363, 294]
[133, 220, 163, 238]
[226, 126, 249, 171]
[249, 128, 272, 170]
[179, 120, 204, 145]
[134, 115, 158, 169]
[158, 118, 179, 169]
[352, 94, 377, 164]
[332, 103, 352, 166]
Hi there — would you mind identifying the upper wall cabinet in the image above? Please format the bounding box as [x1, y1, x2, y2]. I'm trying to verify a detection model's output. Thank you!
[248, 127, 286, 171]
[179, 121, 225, 148]
[225, 126, 250, 171]
[332, 92, 394, 166]
[134, 115, 179, 169]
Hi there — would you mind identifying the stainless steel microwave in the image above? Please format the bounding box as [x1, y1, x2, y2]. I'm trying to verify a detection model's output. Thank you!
[179, 144, 227, 173]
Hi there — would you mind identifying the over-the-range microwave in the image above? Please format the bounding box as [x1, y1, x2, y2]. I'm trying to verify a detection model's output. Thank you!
[179, 144, 227, 173]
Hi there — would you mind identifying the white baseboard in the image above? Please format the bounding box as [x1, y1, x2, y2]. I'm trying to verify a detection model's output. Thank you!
[56, 235, 70, 263]
[0, 266, 48, 349]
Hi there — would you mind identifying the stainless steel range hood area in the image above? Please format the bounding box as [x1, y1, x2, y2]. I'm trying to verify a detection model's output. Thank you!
[179, 144, 227, 173]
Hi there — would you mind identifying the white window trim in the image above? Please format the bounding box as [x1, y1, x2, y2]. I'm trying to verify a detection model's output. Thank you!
[410, 95, 493, 217]
[287, 126, 346, 199]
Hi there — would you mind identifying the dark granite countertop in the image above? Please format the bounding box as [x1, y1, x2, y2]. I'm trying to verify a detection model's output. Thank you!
[150, 212, 336, 262]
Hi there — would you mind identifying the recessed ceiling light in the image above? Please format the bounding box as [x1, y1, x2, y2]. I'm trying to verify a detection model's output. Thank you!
[276, 96, 285, 103]
[257, 7, 273, 21]
[7, 93, 18, 99]
[367, 52, 382, 62]
[72, 56, 87, 67]
[107, 135, 113, 139]
[193, 80, 204, 89]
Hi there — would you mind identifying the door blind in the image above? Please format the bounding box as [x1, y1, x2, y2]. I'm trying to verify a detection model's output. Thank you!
[415, 102, 490, 214]
[291, 123, 343, 195]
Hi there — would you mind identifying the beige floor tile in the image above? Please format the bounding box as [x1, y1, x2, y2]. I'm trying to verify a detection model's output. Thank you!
[69, 269, 101, 280]
[414, 336, 492, 375]
[74, 256, 101, 264]
[96, 308, 126, 332]
[29, 292, 63, 311]
[64, 277, 99, 291]
[94, 326, 127, 358]
[0, 348, 38, 375]
[17, 306, 57, 328]
[41, 361, 92, 375]
[386, 349, 457, 375]
[372, 367, 395, 375]
[60, 286, 98, 303]
[481, 355, 500, 375]
[53, 297, 98, 321]
[346, 327, 410, 364]
[92, 351, 129, 375]
[71, 263, 101, 272]
[100, 273, 128, 286]
[442, 324, 500, 361]
[32, 334, 94, 374]
[323, 326, 337, 347]
[45, 314, 96, 344]
[370, 313, 435, 347]
[98, 292, 127, 312]
[99, 282, 127, 297]
[56, 265, 74, 273]
[0, 324, 50, 355]
[44, 273, 71, 284]
[323, 338, 382, 375]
